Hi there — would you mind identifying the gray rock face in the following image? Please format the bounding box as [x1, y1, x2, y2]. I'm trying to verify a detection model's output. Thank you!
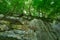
[29, 19, 44, 31]
[0, 30, 37, 40]
[52, 22, 60, 40]
[52, 23, 60, 31]
[29, 19, 58, 40]
[0, 18, 59, 40]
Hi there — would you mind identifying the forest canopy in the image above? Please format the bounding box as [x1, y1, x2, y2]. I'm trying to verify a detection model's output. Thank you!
[0, 0, 60, 21]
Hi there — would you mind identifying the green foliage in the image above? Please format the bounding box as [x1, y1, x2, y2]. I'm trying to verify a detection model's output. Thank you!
[0, 0, 10, 14]
[0, 0, 60, 20]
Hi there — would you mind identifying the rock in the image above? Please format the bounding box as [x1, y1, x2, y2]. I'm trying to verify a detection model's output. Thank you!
[11, 24, 29, 31]
[13, 30, 26, 35]
[0, 36, 19, 40]
[0, 14, 4, 19]
[0, 24, 9, 31]
[0, 20, 10, 25]
[19, 17, 30, 25]
[6, 16, 19, 20]
[52, 23, 60, 31]
[29, 19, 45, 31]
[52, 22, 60, 39]
[0, 30, 37, 40]
[0, 17, 59, 40]
[29, 18, 57, 40]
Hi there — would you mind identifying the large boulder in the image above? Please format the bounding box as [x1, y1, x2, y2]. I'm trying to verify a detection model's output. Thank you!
[28, 19, 58, 40]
